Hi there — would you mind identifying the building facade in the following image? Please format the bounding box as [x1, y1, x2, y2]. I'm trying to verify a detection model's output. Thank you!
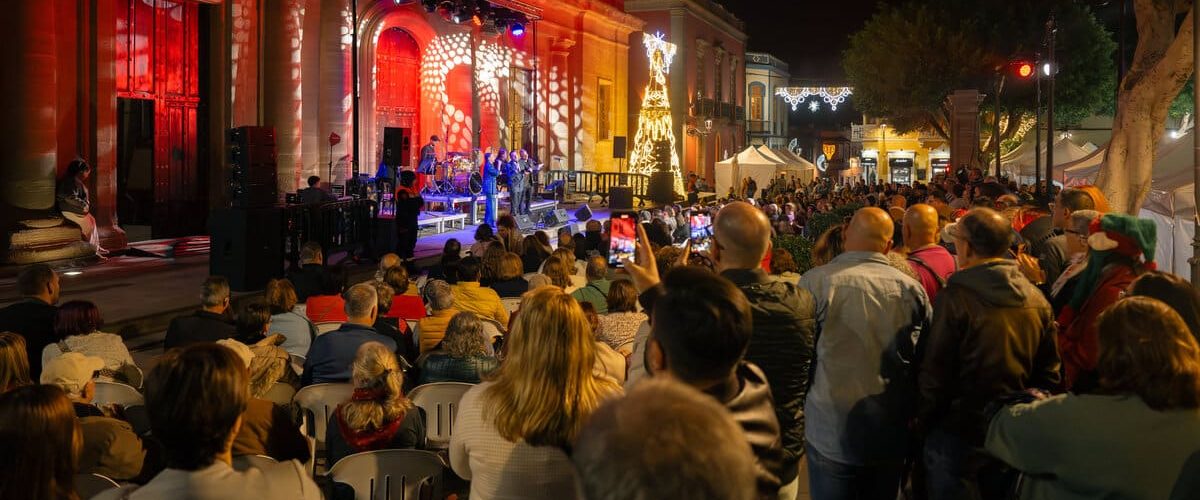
[624, 0, 746, 183]
[0, 0, 641, 262]
[853, 118, 949, 185]
[744, 52, 790, 149]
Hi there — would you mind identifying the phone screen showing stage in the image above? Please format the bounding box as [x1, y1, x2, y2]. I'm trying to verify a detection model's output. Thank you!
[609, 213, 637, 268]
[690, 214, 713, 252]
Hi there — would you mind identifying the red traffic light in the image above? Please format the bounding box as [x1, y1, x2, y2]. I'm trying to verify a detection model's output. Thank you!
[1014, 61, 1035, 79]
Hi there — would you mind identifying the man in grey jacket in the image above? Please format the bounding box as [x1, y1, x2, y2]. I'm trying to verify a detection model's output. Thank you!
[799, 207, 931, 500]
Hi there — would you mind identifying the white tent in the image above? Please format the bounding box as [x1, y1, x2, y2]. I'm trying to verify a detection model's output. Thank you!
[1058, 143, 1108, 184]
[1061, 132, 1196, 280]
[771, 148, 818, 185]
[1001, 136, 1093, 179]
[715, 146, 799, 197]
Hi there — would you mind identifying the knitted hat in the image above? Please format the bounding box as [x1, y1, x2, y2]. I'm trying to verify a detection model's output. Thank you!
[1065, 214, 1156, 314]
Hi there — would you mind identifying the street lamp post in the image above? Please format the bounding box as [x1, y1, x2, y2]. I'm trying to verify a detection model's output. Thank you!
[1046, 16, 1057, 190]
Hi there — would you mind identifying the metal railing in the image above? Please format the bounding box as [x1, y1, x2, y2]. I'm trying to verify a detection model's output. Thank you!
[542, 170, 650, 203]
[282, 198, 376, 267]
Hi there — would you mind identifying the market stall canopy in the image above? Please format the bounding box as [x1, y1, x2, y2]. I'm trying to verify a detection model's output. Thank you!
[715, 146, 801, 197]
[755, 145, 801, 170]
[771, 147, 817, 185]
[1001, 136, 1093, 178]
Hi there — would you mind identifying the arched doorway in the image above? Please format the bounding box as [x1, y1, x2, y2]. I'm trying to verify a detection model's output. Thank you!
[375, 28, 421, 169]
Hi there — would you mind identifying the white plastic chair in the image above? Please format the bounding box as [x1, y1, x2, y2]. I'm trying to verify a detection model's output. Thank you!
[480, 317, 505, 342]
[231, 454, 279, 472]
[328, 449, 446, 500]
[293, 383, 353, 451]
[407, 382, 474, 449]
[75, 473, 120, 499]
[290, 353, 306, 376]
[92, 381, 144, 407]
[500, 297, 522, 314]
[315, 322, 341, 336]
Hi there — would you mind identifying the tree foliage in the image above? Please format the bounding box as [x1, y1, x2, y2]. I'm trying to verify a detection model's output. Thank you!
[844, 0, 1116, 141]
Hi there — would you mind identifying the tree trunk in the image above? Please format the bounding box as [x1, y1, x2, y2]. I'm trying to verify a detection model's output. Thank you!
[1098, 0, 1194, 213]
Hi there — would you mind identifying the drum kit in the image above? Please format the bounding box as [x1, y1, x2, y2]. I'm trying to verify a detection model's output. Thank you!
[422, 152, 482, 196]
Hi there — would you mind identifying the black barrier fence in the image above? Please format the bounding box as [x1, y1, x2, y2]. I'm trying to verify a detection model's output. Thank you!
[541, 171, 651, 204]
[282, 198, 376, 267]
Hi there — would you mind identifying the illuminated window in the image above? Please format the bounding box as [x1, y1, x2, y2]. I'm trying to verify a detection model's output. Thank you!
[749, 83, 764, 121]
[598, 79, 613, 141]
[695, 44, 706, 99]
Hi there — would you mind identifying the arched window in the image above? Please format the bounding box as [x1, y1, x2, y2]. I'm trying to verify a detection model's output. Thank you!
[749, 83, 765, 121]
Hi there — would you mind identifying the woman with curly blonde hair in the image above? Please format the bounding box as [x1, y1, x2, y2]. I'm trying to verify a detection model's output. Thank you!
[326, 342, 425, 465]
[450, 286, 621, 499]
[416, 312, 498, 384]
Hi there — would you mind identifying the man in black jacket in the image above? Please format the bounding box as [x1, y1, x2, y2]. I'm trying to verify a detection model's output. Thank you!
[287, 242, 331, 302]
[712, 201, 816, 498]
[641, 266, 785, 498]
[0, 264, 61, 378]
[163, 276, 236, 349]
[919, 208, 1061, 500]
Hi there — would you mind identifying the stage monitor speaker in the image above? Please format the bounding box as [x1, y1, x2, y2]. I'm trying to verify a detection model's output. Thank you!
[574, 205, 592, 222]
[515, 214, 536, 232]
[228, 126, 278, 208]
[543, 209, 571, 226]
[613, 136, 627, 159]
[383, 127, 411, 167]
[209, 207, 284, 291]
[648, 172, 676, 205]
[609, 186, 634, 210]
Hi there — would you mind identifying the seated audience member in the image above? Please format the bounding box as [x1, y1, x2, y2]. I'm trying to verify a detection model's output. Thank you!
[42, 300, 141, 387]
[572, 378, 758, 500]
[301, 284, 398, 386]
[556, 227, 576, 253]
[450, 287, 621, 499]
[638, 266, 785, 497]
[0, 332, 32, 393]
[164, 276, 237, 349]
[488, 252, 530, 298]
[217, 339, 297, 408]
[383, 266, 426, 321]
[326, 342, 426, 466]
[479, 241, 508, 286]
[596, 279, 647, 354]
[98, 344, 320, 499]
[571, 256, 613, 313]
[1129, 271, 1200, 342]
[265, 279, 317, 358]
[371, 281, 416, 366]
[0, 384, 81, 499]
[427, 239, 462, 284]
[470, 224, 498, 257]
[522, 232, 553, 274]
[236, 301, 274, 345]
[579, 302, 625, 385]
[767, 248, 801, 284]
[41, 352, 145, 480]
[287, 242, 331, 302]
[450, 257, 510, 326]
[0, 264, 61, 379]
[497, 214, 524, 254]
[416, 280, 459, 353]
[218, 342, 310, 463]
[304, 270, 349, 324]
[375, 253, 400, 282]
[416, 312, 498, 385]
[987, 297, 1200, 499]
[573, 220, 605, 260]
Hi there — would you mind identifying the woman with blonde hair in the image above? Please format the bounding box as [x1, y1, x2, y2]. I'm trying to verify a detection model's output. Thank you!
[0, 384, 81, 500]
[488, 253, 530, 298]
[416, 311, 499, 384]
[0, 332, 32, 393]
[326, 342, 425, 466]
[538, 252, 576, 291]
[479, 241, 508, 286]
[450, 287, 621, 499]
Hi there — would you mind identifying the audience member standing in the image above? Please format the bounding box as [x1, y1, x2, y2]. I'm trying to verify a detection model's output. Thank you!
[450, 257, 510, 326]
[301, 284, 398, 386]
[798, 207, 931, 499]
[0, 264, 60, 379]
[570, 256, 614, 313]
[1036, 188, 1096, 288]
[287, 242, 331, 302]
[572, 378, 758, 500]
[0, 384, 81, 500]
[987, 298, 1200, 499]
[97, 344, 320, 499]
[450, 287, 620, 500]
[711, 201, 816, 498]
[918, 208, 1062, 499]
[903, 204, 956, 301]
[163, 276, 237, 350]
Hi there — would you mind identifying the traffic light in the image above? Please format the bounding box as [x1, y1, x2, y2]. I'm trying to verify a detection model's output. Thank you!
[1012, 61, 1035, 79]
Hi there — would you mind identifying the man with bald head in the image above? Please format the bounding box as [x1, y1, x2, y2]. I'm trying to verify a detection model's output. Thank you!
[712, 201, 815, 499]
[903, 204, 956, 301]
[798, 206, 931, 499]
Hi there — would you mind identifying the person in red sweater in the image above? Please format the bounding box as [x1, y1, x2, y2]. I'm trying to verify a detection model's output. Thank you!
[1056, 213, 1156, 392]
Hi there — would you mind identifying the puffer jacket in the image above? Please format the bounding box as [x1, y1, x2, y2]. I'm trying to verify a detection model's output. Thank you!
[918, 260, 1061, 445]
[721, 268, 815, 483]
[710, 362, 785, 498]
[56, 176, 90, 215]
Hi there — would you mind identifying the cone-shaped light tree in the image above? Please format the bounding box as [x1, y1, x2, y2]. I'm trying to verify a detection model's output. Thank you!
[629, 32, 684, 195]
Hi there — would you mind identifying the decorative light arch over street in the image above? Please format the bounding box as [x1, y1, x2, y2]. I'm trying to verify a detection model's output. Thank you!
[776, 86, 854, 111]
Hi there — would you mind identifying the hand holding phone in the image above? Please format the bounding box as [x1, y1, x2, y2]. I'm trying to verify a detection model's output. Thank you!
[608, 211, 638, 268]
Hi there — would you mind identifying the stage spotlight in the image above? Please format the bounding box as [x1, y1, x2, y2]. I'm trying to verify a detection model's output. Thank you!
[510, 22, 525, 36]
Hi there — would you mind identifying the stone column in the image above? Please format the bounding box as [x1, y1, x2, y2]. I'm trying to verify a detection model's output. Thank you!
[0, 1, 59, 225]
[263, 0, 306, 194]
[319, 0, 351, 183]
[90, 0, 126, 250]
[549, 36, 574, 169]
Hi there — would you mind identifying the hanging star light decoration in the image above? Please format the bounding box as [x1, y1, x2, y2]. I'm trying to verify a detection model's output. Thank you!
[808, 100, 820, 113]
[776, 86, 854, 111]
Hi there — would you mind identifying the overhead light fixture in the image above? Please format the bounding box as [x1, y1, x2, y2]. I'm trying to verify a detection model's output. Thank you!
[510, 22, 525, 36]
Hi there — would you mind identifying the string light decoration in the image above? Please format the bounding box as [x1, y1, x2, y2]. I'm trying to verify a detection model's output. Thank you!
[776, 86, 854, 111]
[628, 32, 684, 195]
[808, 101, 819, 113]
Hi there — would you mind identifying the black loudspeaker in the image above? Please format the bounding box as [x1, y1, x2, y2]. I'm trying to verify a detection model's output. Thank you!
[228, 126, 278, 208]
[543, 209, 571, 226]
[574, 205, 592, 222]
[209, 207, 284, 291]
[613, 136, 627, 159]
[609, 186, 634, 210]
[384, 127, 411, 167]
[515, 214, 536, 232]
[648, 172, 676, 205]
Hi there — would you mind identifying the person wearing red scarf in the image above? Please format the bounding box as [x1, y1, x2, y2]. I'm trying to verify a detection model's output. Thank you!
[326, 342, 425, 466]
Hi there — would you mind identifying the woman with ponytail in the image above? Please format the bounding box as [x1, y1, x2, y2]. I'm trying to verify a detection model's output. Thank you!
[326, 342, 425, 466]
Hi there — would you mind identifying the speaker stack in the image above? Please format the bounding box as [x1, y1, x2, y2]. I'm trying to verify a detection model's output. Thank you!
[214, 126, 283, 291]
[609, 186, 634, 210]
[647, 171, 676, 206]
[228, 126, 278, 208]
